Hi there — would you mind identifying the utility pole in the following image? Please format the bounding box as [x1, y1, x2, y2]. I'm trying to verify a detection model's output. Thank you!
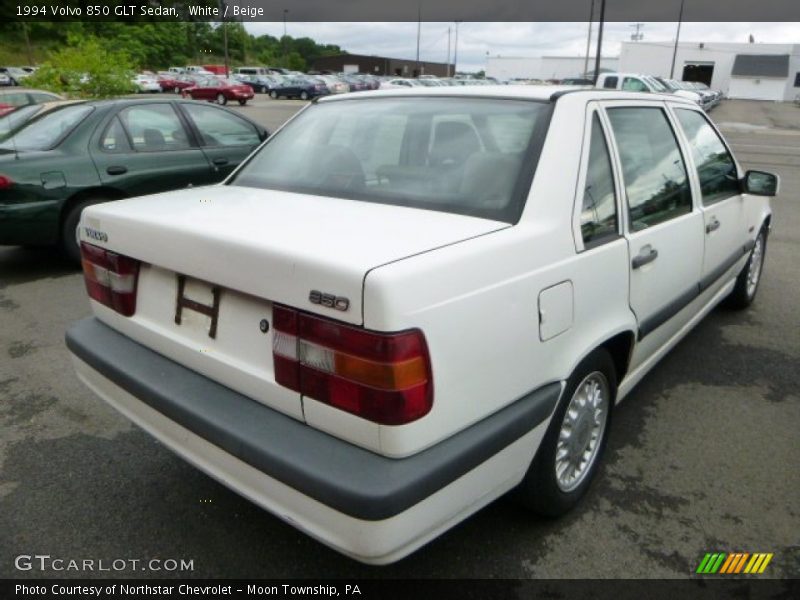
[446, 27, 451, 77]
[415, 4, 421, 77]
[282, 8, 288, 67]
[454, 21, 461, 76]
[220, 1, 229, 77]
[22, 22, 33, 66]
[583, 0, 595, 78]
[669, 0, 685, 79]
[592, 0, 605, 85]
[629, 22, 644, 41]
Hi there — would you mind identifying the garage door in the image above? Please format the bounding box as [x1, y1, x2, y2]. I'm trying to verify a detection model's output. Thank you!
[728, 77, 785, 101]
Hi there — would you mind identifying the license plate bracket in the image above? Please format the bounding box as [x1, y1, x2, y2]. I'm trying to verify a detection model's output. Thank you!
[174, 275, 222, 339]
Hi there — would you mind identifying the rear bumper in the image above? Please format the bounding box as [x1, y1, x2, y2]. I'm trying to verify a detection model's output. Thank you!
[0, 200, 60, 245]
[66, 317, 560, 562]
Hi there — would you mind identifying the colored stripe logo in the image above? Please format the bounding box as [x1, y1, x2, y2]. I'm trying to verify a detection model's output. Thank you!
[696, 552, 773, 574]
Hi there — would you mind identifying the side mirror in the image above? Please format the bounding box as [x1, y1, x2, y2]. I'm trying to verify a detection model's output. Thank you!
[743, 170, 779, 197]
[259, 129, 270, 142]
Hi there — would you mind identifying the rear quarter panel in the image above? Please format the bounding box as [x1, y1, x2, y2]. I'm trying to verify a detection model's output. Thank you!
[359, 95, 636, 457]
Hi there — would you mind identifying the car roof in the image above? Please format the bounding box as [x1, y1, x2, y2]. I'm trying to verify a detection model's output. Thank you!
[316, 85, 696, 105]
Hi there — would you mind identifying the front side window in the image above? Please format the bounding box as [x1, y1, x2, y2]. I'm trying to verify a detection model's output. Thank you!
[607, 107, 692, 231]
[182, 104, 260, 147]
[231, 97, 550, 223]
[118, 104, 190, 152]
[580, 113, 618, 246]
[674, 109, 739, 205]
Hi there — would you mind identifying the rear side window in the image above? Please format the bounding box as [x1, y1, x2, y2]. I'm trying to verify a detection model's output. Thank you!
[100, 116, 132, 153]
[118, 104, 191, 152]
[603, 76, 618, 89]
[607, 107, 692, 231]
[674, 109, 739, 205]
[580, 114, 618, 246]
[231, 97, 551, 224]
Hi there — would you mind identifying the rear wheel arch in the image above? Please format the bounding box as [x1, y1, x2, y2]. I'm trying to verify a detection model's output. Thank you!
[59, 187, 127, 236]
[598, 330, 635, 388]
[59, 187, 128, 262]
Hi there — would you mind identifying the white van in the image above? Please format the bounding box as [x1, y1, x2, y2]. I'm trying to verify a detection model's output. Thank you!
[235, 66, 269, 76]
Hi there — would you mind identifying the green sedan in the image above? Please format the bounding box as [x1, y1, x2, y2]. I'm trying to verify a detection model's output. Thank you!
[0, 97, 268, 262]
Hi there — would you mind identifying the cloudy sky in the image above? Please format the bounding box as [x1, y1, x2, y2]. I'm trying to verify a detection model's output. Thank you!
[244, 22, 799, 72]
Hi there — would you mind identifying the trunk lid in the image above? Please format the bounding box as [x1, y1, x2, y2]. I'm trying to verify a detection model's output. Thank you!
[81, 184, 507, 324]
[79, 185, 508, 426]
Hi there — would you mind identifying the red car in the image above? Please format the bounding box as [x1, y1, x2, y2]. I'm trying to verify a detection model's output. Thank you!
[157, 74, 197, 94]
[182, 77, 254, 105]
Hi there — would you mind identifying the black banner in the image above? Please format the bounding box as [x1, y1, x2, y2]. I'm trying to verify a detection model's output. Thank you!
[3, 579, 800, 600]
[1, 0, 800, 22]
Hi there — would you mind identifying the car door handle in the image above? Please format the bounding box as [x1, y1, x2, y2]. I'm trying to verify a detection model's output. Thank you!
[212, 157, 229, 166]
[706, 218, 721, 233]
[632, 246, 659, 269]
[106, 165, 127, 175]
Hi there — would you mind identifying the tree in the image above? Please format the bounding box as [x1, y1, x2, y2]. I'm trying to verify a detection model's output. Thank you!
[24, 37, 135, 98]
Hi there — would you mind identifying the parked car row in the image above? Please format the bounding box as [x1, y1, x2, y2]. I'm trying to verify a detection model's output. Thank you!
[0, 66, 36, 86]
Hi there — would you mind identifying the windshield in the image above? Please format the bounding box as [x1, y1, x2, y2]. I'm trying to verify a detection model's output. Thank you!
[0, 104, 92, 151]
[645, 76, 668, 92]
[658, 78, 678, 91]
[231, 97, 550, 223]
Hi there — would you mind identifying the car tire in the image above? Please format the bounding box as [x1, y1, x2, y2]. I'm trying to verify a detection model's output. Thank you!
[238, 99, 247, 106]
[513, 348, 615, 517]
[300, 91, 309, 101]
[61, 198, 107, 265]
[216, 93, 227, 105]
[270, 90, 278, 99]
[725, 226, 767, 310]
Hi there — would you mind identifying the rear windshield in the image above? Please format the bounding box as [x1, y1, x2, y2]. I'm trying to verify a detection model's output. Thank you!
[231, 96, 550, 223]
[0, 104, 92, 151]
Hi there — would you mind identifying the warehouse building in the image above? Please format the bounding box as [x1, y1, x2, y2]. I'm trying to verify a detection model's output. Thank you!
[312, 54, 454, 78]
[619, 41, 800, 101]
[486, 55, 619, 81]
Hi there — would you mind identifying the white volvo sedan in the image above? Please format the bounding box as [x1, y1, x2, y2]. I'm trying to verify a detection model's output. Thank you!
[66, 86, 777, 564]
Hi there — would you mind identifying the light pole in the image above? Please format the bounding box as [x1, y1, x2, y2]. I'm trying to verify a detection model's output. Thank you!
[592, 0, 606, 85]
[446, 27, 451, 77]
[669, 0, 685, 79]
[453, 20, 461, 76]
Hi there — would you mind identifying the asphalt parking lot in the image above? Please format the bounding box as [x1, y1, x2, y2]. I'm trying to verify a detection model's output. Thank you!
[0, 97, 798, 579]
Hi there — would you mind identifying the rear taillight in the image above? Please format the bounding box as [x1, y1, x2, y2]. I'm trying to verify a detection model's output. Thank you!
[80, 242, 141, 316]
[0, 175, 12, 190]
[272, 305, 433, 425]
